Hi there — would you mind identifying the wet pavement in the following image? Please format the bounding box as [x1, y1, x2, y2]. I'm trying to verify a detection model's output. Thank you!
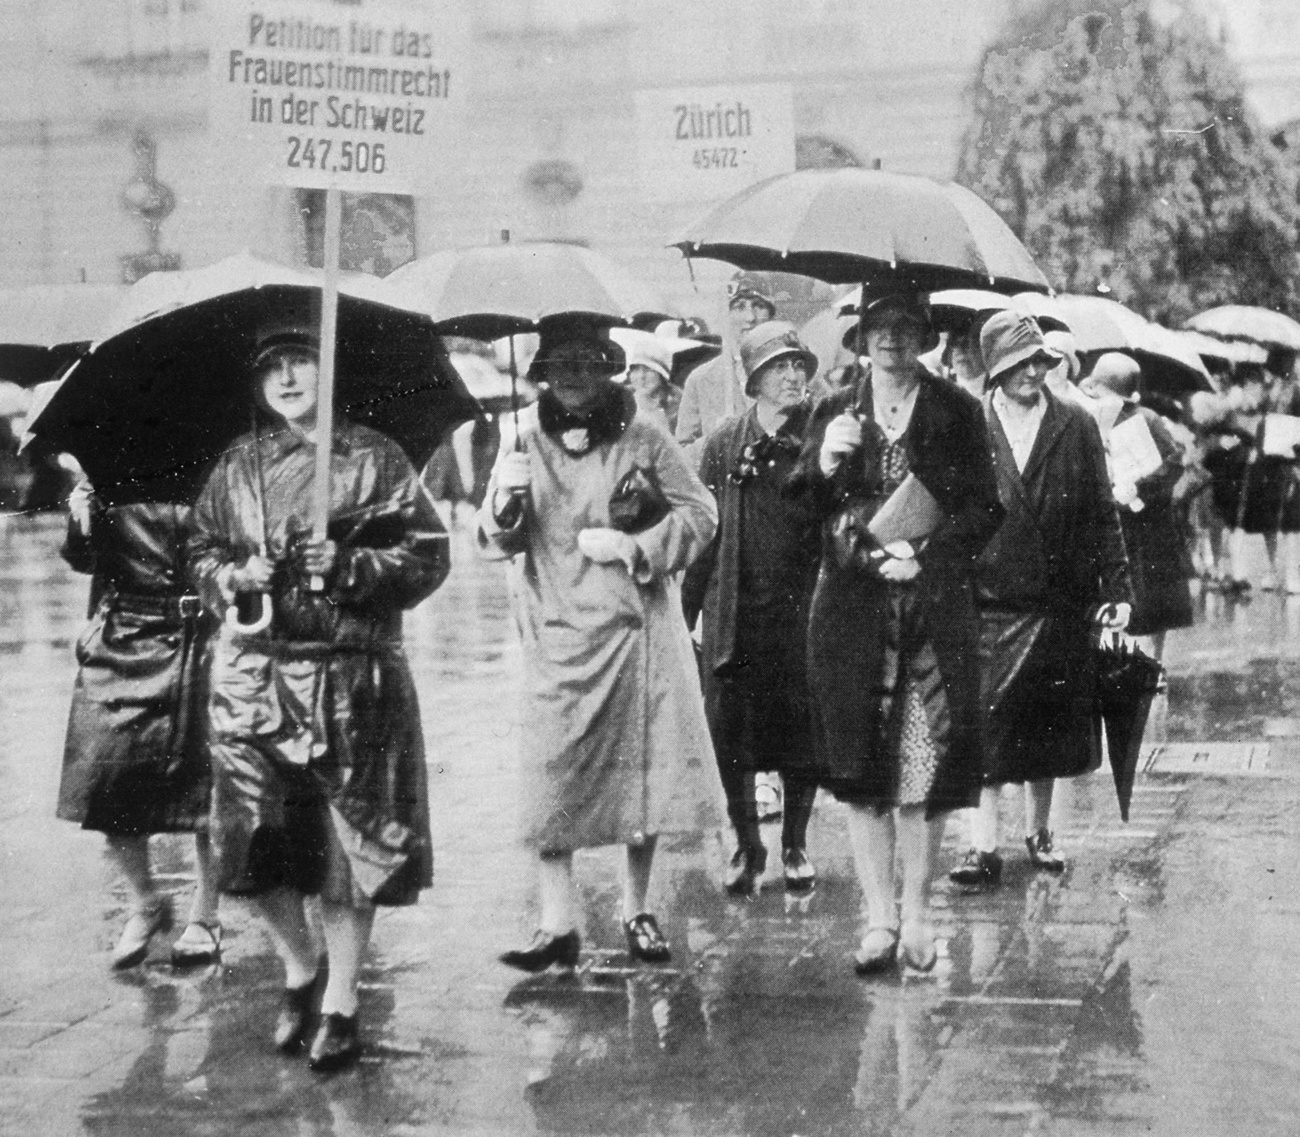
[1, 512, 1298, 1135]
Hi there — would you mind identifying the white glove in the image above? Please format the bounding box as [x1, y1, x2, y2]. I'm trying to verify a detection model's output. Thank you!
[1096, 602, 1132, 632]
[68, 480, 94, 535]
[578, 527, 641, 574]
[497, 449, 531, 493]
[819, 413, 863, 476]
[1112, 480, 1144, 512]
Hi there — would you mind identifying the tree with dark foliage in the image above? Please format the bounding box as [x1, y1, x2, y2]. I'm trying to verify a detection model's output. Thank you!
[957, 0, 1300, 324]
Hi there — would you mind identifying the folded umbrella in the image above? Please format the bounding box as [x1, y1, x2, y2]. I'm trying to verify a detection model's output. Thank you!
[1185, 305, 1300, 353]
[672, 167, 1051, 294]
[28, 252, 478, 505]
[1095, 637, 1164, 821]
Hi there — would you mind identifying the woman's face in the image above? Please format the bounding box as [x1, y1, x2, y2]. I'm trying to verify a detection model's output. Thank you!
[1000, 356, 1051, 406]
[864, 312, 928, 372]
[627, 364, 669, 408]
[753, 354, 808, 410]
[547, 345, 613, 414]
[258, 352, 320, 426]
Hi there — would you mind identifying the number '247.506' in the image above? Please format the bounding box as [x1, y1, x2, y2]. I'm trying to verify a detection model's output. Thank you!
[286, 136, 387, 174]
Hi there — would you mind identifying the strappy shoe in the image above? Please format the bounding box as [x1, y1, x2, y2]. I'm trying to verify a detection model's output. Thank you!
[623, 913, 671, 963]
[112, 895, 174, 970]
[171, 920, 222, 967]
[853, 927, 898, 975]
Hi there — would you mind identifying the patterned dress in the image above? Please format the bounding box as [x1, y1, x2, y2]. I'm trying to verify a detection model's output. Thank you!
[870, 426, 945, 806]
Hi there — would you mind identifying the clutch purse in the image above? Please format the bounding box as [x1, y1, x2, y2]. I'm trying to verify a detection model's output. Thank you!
[829, 473, 945, 572]
[608, 466, 670, 534]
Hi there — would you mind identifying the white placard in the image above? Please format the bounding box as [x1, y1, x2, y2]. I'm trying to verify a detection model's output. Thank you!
[209, 0, 467, 194]
[1263, 413, 1300, 457]
[635, 83, 795, 203]
[1109, 414, 1164, 488]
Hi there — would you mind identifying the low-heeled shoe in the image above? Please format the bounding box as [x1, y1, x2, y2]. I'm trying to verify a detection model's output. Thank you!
[723, 845, 766, 896]
[308, 1013, 360, 1072]
[624, 913, 671, 963]
[899, 923, 937, 972]
[948, 848, 1003, 889]
[275, 973, 324, 1053]
[171, 920, 222, 968]
[1025, 828, 1065, 872]
[111, 895, 174, 970]
[782, 847, 816, 893]
[499, 929, 581, 973]
[853, 928, 899, 975]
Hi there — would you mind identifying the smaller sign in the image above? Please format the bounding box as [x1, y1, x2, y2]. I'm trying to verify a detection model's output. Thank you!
[208, 0, 467, 194]
[635, 83, 795, 204]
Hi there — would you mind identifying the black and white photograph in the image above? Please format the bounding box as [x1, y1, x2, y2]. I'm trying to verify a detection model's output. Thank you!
[2, 1, 1299, 1133]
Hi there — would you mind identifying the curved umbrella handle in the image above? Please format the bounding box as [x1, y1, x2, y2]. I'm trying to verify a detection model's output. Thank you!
[225, 591, 273, 637]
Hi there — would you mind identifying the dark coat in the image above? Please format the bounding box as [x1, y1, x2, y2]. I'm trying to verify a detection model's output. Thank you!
[793, 373, 1004, 819]
[57, 500, 214, 836]
[977, 391, 1134, 784]
[682, 403, 821, 775]
[189, 420, 448, 905]
[1112, 403, 1194, 637]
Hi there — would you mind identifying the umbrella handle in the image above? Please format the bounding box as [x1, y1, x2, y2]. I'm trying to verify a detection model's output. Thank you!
[508, 334, 522, 452]
[225, 591, 273, 637]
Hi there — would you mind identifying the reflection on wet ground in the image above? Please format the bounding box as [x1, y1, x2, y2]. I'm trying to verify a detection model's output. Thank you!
[0, 516, 1294, 1134]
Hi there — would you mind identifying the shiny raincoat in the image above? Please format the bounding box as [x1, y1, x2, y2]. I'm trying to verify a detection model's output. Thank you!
[189, 419, 448, 906]
[58, 499, 214, 835]
[477, 393, 721, 853]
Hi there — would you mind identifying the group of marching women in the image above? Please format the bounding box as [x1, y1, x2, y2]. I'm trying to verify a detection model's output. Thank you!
[477, 292, 1136, 980]
[55, 291, 1144, 1075]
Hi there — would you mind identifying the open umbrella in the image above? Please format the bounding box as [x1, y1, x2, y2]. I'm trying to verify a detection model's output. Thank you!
[28, 252, 478, 505]
[1176, 328, 1267, 367]
[0, 283, 127, 385]
[1185, 305, 1300, 352]
[1016, 293, 1212, 395]
[386, 241, 670, 340]
[672, 168, 1051, 294]
[1095, 637, 1164, 821]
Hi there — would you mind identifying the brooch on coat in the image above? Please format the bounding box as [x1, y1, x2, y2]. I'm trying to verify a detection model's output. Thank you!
[728, 433, 800, 485]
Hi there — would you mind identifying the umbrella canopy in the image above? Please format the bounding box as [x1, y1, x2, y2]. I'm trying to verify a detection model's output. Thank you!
[1185, 305, 1300, 352]
[386, 241, 670, 340]
[672, 168, 1051, 293]
[28, 252, 478, 505]
[1176, 328, 1267, 367]
[1017, 293, 1211, 395]
[0, 283, 127, 385]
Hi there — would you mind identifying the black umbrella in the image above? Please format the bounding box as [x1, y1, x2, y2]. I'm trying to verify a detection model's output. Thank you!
[1095, 638, 1165, 821]
[28, 253, 479, 505]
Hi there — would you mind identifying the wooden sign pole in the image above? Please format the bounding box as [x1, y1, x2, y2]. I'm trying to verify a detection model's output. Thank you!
[311, 185, 342, 590]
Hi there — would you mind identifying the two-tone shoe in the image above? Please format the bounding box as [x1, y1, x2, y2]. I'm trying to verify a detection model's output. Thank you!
[1025, 828, 1065, 872]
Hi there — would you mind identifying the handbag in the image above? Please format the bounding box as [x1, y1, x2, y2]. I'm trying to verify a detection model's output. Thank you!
[829, 473, 945, 571]
[608, 466, 671, 534]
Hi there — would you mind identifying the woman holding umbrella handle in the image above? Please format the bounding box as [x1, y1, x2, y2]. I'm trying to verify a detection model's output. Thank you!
[190, 327, 447, 1072]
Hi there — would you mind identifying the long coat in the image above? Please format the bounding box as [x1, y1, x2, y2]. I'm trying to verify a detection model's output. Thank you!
[681, 403, 822, 775]
[977, 391, 1134, 784]
[1111, 403, 1193, 637]
[57, 499, 214, 836]
[477, 395, 721, 852]
[794, 373, 1004, 819]
[189, 419, 447, 906]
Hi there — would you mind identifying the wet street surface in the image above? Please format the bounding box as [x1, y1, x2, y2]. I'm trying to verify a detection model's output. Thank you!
[1, 513, 1298, 1135]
